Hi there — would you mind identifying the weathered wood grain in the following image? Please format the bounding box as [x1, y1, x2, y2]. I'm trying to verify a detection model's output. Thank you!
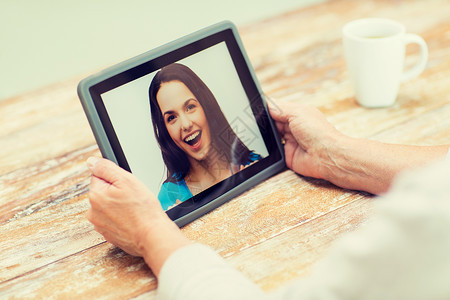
[1, 0, 449, 299]
[0, 195, 372, 299]
[0, 79, 96, 175]
[0, 164, 366, 281]
[370, 103, 450, 145]
[228, 198, 374, 291]
[0, 145, 98, 224]
[0, 241, 156, 299]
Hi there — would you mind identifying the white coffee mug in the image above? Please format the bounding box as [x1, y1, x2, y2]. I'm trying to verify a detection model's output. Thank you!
[343, 18, 428, 108]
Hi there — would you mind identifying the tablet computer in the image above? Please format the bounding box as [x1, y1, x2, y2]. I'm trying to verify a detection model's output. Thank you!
[78, 21, 285, 227]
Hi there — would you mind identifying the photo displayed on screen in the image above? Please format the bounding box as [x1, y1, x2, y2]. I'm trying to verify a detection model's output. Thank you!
[101, 42, 269, 211]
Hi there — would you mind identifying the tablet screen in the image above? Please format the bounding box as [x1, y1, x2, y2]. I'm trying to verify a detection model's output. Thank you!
[79, 22, 284, 225]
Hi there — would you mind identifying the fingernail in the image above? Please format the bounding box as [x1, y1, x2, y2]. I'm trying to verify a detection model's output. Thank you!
[87, 157, 100, 170]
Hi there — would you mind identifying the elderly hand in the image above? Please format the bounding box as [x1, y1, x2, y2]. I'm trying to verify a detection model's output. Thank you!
[269, 101, 449, 194]
[86, 157, 190, 276]
[269, 102, 347, 182]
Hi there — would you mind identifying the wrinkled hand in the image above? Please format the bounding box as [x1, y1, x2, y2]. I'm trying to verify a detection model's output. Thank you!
[86, 157, 190, 277]
[86, 157, 168, 257]
[269, 102, 345, 181]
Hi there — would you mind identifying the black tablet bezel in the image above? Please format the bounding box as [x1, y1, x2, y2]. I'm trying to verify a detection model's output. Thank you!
[78, 21, 285, 226]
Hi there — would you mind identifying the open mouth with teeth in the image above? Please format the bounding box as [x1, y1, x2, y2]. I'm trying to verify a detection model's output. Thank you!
[184, 130, 202, 147]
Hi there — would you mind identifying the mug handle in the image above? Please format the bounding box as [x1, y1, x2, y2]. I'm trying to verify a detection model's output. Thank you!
[401, 33, 428, 82]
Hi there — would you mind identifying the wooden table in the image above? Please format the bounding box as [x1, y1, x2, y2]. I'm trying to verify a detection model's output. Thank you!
[1, 0, 449, 298]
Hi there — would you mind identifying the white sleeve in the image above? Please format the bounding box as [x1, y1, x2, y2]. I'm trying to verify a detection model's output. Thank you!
[158, 162, 450, 300]
[273, 161, 450, 300]
[157, 243, 267, 300]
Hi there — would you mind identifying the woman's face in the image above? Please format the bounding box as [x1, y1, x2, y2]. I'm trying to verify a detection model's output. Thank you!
[157, 80, 211, 162]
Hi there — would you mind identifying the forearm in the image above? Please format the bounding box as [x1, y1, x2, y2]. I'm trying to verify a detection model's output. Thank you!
[140, 218, 192, 277]
[322, 136, 449, 194]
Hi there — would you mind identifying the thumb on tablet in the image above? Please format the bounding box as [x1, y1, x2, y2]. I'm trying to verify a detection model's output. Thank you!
[87, 157, 128, 185]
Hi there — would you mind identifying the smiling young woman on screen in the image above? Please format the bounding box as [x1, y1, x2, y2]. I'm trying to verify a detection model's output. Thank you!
[148, 63, 261, 210]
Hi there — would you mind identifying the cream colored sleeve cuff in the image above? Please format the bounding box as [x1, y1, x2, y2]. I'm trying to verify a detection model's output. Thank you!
[158, 243, 266, 300]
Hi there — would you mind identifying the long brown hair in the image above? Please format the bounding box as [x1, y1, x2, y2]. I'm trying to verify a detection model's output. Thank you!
[148, 63, 252, 182]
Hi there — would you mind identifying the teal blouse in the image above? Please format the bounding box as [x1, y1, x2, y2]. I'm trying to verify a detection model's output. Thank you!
[158, 152, 261, 210]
